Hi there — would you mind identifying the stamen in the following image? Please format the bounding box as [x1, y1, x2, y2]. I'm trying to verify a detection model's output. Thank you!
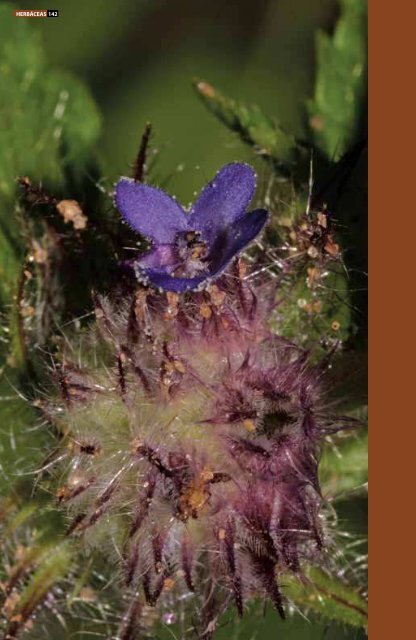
[173, 230, 209, 277]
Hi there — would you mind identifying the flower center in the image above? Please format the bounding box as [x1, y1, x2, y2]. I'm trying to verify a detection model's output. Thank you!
[173, 231, 209, 278]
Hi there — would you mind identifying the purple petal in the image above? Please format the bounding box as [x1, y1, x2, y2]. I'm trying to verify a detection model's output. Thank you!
[139, 245, 178, 272]
[188, 163, 257, 242]
[136, 267, 208, 293]
[115, 178, 187, 243]
[209, 208, 269, 272]
[136, 208, 268, 293]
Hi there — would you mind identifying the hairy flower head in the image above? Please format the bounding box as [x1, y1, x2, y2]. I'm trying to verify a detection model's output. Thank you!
[47, 164, 347, 638]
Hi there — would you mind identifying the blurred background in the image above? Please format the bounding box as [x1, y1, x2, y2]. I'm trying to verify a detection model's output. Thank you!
[20, 0, 339, 199]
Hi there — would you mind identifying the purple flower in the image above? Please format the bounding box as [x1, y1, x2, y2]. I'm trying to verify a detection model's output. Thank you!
[115, 163, 268, 292]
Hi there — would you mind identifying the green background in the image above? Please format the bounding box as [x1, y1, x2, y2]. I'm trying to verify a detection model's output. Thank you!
[22, 0, 338, 199]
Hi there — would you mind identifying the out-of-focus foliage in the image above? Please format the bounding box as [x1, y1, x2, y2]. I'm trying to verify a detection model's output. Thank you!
[308, 0, 367, 161]
[194, 0, 367, 168]
[193, 80, 299, 171]
[0, 3, 100, 194]
[0, 2, 100, 305]
[26, 0, 338, 201]
[321, 430, 368, 498]
[284, 567, 367, 629]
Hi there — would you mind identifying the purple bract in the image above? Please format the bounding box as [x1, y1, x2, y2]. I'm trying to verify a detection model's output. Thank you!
[115, 162, 268, 292]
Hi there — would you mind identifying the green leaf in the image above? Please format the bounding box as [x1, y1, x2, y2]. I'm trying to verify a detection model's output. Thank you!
[320, 430, 368, 498]
[3, 542, 72, 638]
[0, 3, 101, 198]
[193, 79, 298, 170]
[284, 567, 368, 629]
[308, 0, 367, 161]
[0, 486, 73, 638]
[0, 3, 102, 379]
[0, 375, 44, 486]
[0, 2, 101, 305]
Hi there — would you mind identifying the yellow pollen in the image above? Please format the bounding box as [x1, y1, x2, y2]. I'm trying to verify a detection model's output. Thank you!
[199, 302, 212, 319]
[163, 577, 175, 591]
[243, 419, 256, 433]
[209, 285, 226, 307]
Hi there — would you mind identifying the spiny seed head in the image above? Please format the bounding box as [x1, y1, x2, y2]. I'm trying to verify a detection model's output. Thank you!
[49, 260, 341, 637]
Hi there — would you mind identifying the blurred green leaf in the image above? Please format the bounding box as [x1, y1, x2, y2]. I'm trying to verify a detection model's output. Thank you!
[308, 0, 367, 161]
[0, 2, 101, 305]
[320, 430, 368, 498]
[193, 79, 298, 170]
[0, 3, 101, 197]
[285, 567, 367, 629]
[0, 375, 44, 487]
[3, 542, 72, 638]
[0, 3, 103, 381]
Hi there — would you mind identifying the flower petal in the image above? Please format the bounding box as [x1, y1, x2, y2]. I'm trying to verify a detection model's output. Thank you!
[135, 267, 208, 293]
[139, 245, 178, 272]
[209, 208, 269, 273]
[136, 208, 268, 293]
[188, 163, 257, 242]
[115, 177, 188, 243]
